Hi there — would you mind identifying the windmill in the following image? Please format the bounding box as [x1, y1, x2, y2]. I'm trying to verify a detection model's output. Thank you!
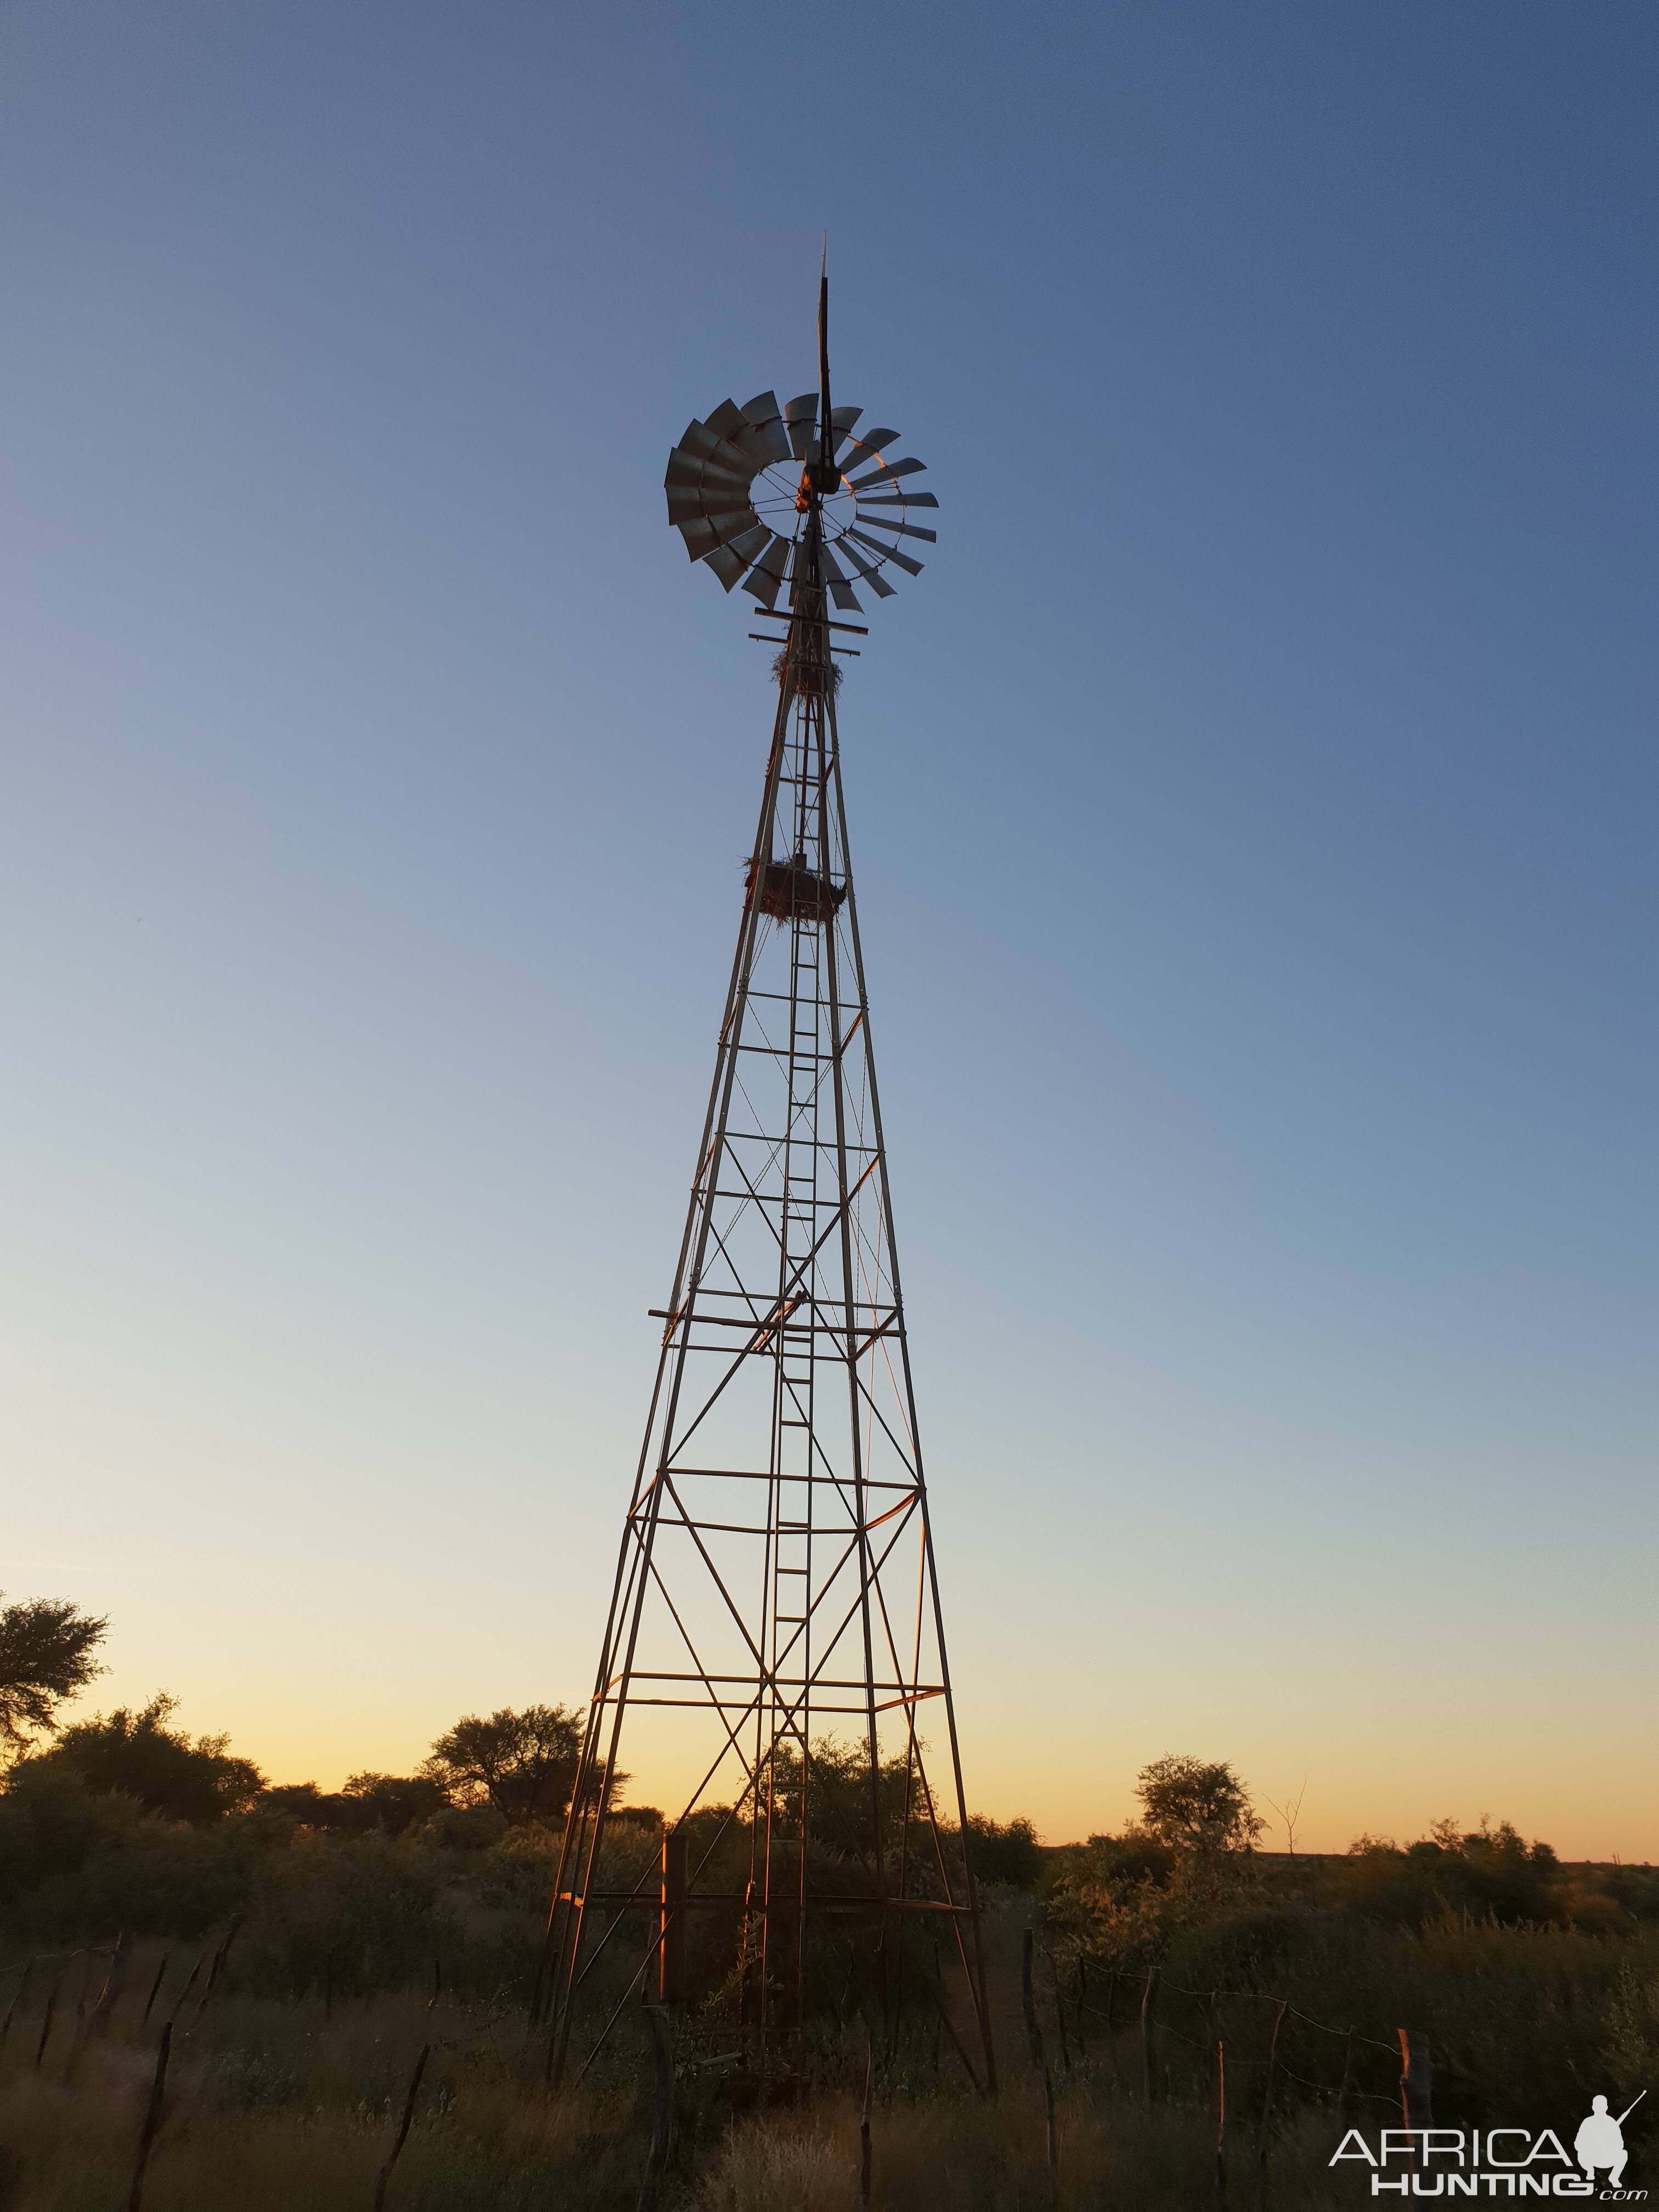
[534, 271, 995, 2095]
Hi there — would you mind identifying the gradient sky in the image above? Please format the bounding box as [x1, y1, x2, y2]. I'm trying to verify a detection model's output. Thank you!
[1, 2, 1653, 1857]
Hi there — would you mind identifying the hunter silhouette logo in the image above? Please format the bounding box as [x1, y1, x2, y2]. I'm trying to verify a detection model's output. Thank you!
[1331, 2089, 1648, 2197]
[1577, 2095, 1645, 2193]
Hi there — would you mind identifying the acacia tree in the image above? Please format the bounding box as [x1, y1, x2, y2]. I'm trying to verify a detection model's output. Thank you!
[421, 1705, 623, 1826]
[38, 1693, 266, 1821]
[1135, 1756, 1265, 1857]
[0, 1593, 108, 1759]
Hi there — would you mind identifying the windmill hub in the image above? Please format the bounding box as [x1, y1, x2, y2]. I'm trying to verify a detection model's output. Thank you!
[661, 287, 938, 614]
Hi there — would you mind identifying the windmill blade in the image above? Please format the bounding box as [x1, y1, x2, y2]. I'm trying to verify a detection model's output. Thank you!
[745, 532, 789, 611]
[839, 427, 900, 470]
[669, 488, 748, 530]
[733, 392, 791, 467]
[847, 456, 927, 491]
[703, 542, 749, 591]
[726, 522, 772, 568]
[668, 460, 761, 506]
[819, 541, 849, 584]
[676, 420, 731, 465]
[853, 514, 937, 543]
[673, 419, 758, 479]
[833, 535, 898, 598]
[665, 448, 756, 501]
[848, 526, 923, 577]
[680, 504, 762, 562]
[827, 578, 863, 613]
[672, 490, 757, 539]
[704, 398, 747, 440]
[677, 517, 720, 562]
[732, 419, 791, 469]
[784, 393, 818, 459]
[825, 402, 862, 459]
[856, 490, 939, 509]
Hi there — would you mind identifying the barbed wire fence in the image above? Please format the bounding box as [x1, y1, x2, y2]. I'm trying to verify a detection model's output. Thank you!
[1020, 1928, 1434, 2205]
[0, 1917, 1457, 2212]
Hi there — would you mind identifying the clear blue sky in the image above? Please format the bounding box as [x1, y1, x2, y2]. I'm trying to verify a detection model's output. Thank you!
[1, 1, 1652, 1852]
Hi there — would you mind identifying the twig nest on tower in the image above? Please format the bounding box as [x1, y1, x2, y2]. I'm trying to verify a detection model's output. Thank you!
[745, 851, 848, 924]
[772, 650, 843, 698]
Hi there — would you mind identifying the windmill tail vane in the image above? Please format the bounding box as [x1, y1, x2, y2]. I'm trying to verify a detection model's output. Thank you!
[533, 280, 991, 2095]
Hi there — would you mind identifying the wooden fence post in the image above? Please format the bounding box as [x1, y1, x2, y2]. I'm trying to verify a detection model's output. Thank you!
[191, 1916, 242, 2028]
[637, 2005, 674, 2212]
[1398, 2028, 1432, 2171]
[1021, 1929, 1044, 2071]
[371, 2043, 430, 2212]
[658, 1831, 687, 2005]
[1215, 2038, 1228, 2207]
[93, 1933, 132, 2038]
[1257, 1996, 1288, 2194]
[0, 1959, 34, 2052]
[1140, 1963, 1160, 2103]
[61, 1950, 98, 2085]
[859, 2037, 873, 2208]
[167, 1952, 205, 2029]
[1047, 1949, 1071, 2072]
[33, 1958, 68, 2070]
[128, 2022, 172, 2212]
[1043, 2064, 1059, 2203]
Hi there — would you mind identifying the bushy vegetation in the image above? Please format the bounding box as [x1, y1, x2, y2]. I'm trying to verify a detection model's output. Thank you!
[2, 1604, 1655, 2208]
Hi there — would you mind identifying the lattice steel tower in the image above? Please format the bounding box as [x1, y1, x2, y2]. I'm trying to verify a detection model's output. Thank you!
[537, 273, 995, 2092]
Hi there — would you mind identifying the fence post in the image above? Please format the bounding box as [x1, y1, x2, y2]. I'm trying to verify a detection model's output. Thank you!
[1214, 2038, 1228, 2207]
[1043, 2063, 1059, 2203]
[128, 2021, 172, 2212]
[1141, 1963, 1160, 2102]
[371, 2043, 430, 2212]
[0, 1959, 33, 2052]
[658, 1831, 687, 2005]
[92, 1931, 131, 2038]
[1022, 1928, 1045, 2071]
[190, 1916, 242, 2028]
[1398, 2028, 1432, 2169]
[637, 2004, 674, 2212]
[859, 2037, 873, 2208]
[1257, 1996, 1288, 2194]
[34, 1958, 68, 2070]
[1047, 1949, 1071, 2072]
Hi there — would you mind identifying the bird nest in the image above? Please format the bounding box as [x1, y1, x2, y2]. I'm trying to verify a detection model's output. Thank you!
[772, 649, 843, 698]
[745, 851, 848, 924]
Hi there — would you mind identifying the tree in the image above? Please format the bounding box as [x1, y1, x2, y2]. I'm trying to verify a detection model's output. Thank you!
[341, 1771, 450, 1834]
[420, 1705, 616, 1826]
[0, 1593, 108, 1757]
[964, 1813, 1044, 1889]
[254, 1773, 450, 1835]
[1135, 1756, 1264, 1857]
[36, 1693, 265, 1822]
[1264, 1776, 1308, 1857]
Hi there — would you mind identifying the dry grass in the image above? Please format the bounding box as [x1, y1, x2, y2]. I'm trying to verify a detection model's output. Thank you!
[1, 1904, 1650, 2210]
